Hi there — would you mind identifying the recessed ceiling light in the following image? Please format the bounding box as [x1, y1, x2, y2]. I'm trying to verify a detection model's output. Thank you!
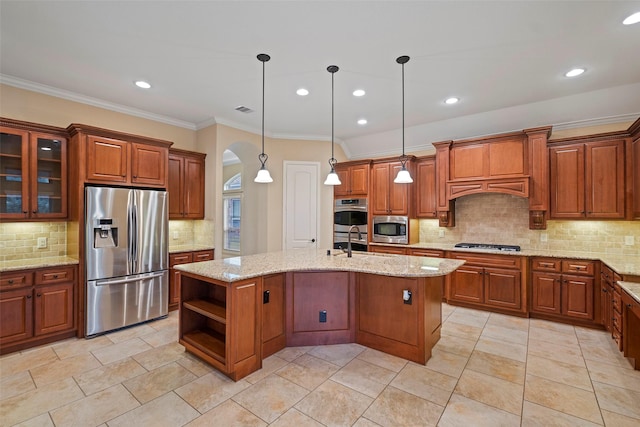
[623, 12, 640, 25]
[296, 88, 309, 96]
[565, 68, 585, 77]
[444, 97, 459, 105]
[357, 119, 367, 125]
[353, 89, 366, 97]
[135, 80, 151, 89]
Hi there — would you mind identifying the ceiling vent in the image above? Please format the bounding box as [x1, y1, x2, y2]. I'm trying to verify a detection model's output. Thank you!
[235, 105, 254, 113]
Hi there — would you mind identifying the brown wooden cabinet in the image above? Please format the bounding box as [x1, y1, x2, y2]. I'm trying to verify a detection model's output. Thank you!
[262, 273, 286, 358]
[168, 149, 206, 219]
[530, 257, 596, 323]
[621, 288, 640, 370]
[0, 122, 68, 220]
[448, 252, 524, 314]
[369, 245, 408, 255]
[415, 157, 437, 218]
[371, 158, 414, 216]
[450, 138, 526, 180]
[0, 265, 76, 354]
[549, 139, 625, 219]
[631, 118, 640, 219]
[334, 161, 370, 197]
[169, 249, 214, 311]
[409, 248, 444, 258]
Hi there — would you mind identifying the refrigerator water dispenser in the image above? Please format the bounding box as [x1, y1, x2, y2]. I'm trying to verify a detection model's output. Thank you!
[94, 219, 118, 248]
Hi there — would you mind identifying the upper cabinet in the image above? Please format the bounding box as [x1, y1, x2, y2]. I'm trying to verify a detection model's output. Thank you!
[630, 118, 640, 219]
[168, 149, 206, 219]
[0, 120, 68, 220]
[371, 157, 414, 216]
[550, 138, 626, 219]
[334, 161, 370, 197]
[415, 156, 437, 218]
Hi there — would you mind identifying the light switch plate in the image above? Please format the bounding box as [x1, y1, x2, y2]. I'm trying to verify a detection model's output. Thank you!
[172, 231, 179, 240]
[37, 237, 47, 248]
[438, 229, 445, 238]
[625, 236, 634, 246]
[540, 233, 548, 242]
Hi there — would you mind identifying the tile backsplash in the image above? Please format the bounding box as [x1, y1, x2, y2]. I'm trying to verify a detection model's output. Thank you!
[419, 194, 640, 256]
[0, 222, 68, 261]
[168, 220, 215, 247]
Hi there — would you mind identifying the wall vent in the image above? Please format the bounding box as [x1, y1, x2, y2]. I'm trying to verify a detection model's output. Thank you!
[235, 105, 254, 113]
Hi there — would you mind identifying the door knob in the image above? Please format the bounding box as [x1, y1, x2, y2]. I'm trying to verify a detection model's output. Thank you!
[311, 239, 316, 243]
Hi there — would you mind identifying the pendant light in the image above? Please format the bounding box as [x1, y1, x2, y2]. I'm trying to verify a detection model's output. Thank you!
[324, 65, 342, 186]
[394, 55, 413, 184]
[254, 53, 273, 183]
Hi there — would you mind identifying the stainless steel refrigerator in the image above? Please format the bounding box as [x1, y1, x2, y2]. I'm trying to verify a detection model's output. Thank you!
[85, 186, 169, 336]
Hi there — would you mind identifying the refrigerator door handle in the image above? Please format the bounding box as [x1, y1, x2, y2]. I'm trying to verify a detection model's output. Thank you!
[127, 195, 134, 273]
[94, 271, 165, 286]
[132, 191, 138, 270]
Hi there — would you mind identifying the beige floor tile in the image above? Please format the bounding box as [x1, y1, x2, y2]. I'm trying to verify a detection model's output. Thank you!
[529, 318, 576, 334]
[442, 303, 456, 317]
[331, 358, 396, 398]
[11, 413, 55, 427]
[0, 377, 84, 426]
[601, 409, 640, 427]
[575, 326, 611, 345]
[0, 347, 58, 379]
[585, 358, 640, 392]
[147, 312, 178, 332]
[451, 306, 491, 318]
[486, 312, 530, 332]
[521, 401, 603, 426]
[105, 323, 157, 344]
[185, 399, 267, 427]
[526, 354, 593, 391]
[234, 375, 309, 423]
[132, 341, 186, 370]
[107, 392, 200, 427]
[30, 352, 101, 387]
[424, 348, 469, 379]
[91, 337, 152, 365]
[295, 380, 373, 426]
[432, 334, 477, 358]
[466, 350, 525, 384]
[74, 357, 147, 396]
[441, 320, 484, 340]
[529, 326, 579, 347]
[269, 408, 324, 427]
[446, 312, 489, 328]
[475, 336, 527, 362]
[50, 384, 140, 426]
[438, 393, 520, 427]
[176, 353, 215, 377]
[243, 355, 289, 384]
[0, 370, 35, 400]
[139, 326, 179, 348]
[592, 381, 640, 420]
[274, 346, 314, 362]
[352, 417, 382, 427]
[52, 335, 112, 360]
[390, 362, 456, 406]
[276, 353, 340, 391]
[481, 323, 528, 346]
[175, 370, 250, 413]
[306, 343, 366, 367]
[356, 347, 408, 372]
[580, 341, 635, 368]
[363, 385, 444, 426]
[454, 369, 524, 415]
[123, 361, 197, 403]
[527, 338, 585, 367]
[524, 374, 602, 424]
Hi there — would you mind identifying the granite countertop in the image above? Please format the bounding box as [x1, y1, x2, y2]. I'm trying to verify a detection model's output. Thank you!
[619, 281, 640, 305]
[169, 244, 215, 254]
[0, 256, 80, 273]
[175, 248, 465, 282]
[370, 242, 640, 276]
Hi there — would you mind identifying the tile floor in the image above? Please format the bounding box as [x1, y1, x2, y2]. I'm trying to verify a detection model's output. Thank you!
[1, 304, 640, 426]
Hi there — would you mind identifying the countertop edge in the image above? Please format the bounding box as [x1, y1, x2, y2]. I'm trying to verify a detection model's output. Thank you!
[619, 281, 640, 305]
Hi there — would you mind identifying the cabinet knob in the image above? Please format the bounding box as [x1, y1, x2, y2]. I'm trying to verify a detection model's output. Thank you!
[53, 274, 58, 279]
[629, 303, 634, 308]
[23, 211, 28, 215]
[27, 294, 32, 299]
[36, 293, 41, 297]
[133, 175, 137, 179]
[8, 279, 14, 284]
[602, 288, 607, 293]
[32, 210, 37, 214]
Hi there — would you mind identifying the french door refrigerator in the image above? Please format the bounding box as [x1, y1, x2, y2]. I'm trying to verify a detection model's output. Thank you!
[85, 186, 169, 336]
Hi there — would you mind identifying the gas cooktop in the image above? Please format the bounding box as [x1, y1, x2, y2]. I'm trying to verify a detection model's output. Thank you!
[454, 243, 521, 252]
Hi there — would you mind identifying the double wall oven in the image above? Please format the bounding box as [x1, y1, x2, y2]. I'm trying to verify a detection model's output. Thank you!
[333, 198, 368, 252]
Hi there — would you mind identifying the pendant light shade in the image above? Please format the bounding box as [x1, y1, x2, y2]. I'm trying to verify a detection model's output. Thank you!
[324, 65, 342, 186]
[394, 55, 413, 184]
[254, 53, 273, 183]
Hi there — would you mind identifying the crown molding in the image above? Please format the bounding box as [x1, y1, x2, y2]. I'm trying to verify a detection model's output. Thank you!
[551, 113, 640, 131]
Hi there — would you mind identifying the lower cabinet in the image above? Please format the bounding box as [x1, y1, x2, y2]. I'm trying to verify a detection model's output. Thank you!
[447, 252, 524, 314]
[169, 249, 214, 311]
[0, 265, 76, 354]
[262, 273, 286, 358]
[369, 245, 408, 255]
[530, 258, 596, 324]
[621, 289, 640, 369]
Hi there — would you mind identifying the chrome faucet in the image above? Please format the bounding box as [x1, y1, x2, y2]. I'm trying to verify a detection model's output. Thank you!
[347, 225, 362, 258]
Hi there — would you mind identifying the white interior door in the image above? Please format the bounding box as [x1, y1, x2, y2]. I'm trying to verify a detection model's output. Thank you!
[283, 161, 319, 250]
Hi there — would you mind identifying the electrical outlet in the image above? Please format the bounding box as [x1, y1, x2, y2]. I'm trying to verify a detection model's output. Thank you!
[319, 310, 327, 323]
[37, 237, 47, 248]
[625, 236, 635, 246]
[540, 233, 548, 242]
[438, 229, 445, 238]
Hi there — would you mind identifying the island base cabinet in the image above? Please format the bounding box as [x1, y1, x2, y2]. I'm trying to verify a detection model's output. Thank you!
[262, 273, 286, 358]
[621, 290, 640, 370]
[179, 273, 262, 381]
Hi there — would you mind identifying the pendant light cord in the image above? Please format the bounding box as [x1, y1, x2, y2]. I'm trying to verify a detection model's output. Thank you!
[257, 53, 270, 166]
[261, 58, 265, 157]
[327, 65, 339, 169]
[396, 55, 410, 167]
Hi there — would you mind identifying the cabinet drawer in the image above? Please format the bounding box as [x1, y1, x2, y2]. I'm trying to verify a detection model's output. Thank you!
[532, 258, 561, 273]
[409, 249, 444, 258]
[193, 250, 214, 262]
[451, 252, 522, 270]
[613, 291, 622, 314]
[562, 260, 595, 276]
[170, 253, 193, 267]
[0, 271, 33, 289]
[613, 309, 622, 332]
[35, 266, 75, 285]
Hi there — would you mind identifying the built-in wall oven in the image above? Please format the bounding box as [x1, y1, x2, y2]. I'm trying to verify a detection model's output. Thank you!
[334, 198, 368, 252]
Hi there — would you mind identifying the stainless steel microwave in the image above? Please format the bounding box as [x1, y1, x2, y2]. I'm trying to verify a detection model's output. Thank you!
[372, 215, 408, 244]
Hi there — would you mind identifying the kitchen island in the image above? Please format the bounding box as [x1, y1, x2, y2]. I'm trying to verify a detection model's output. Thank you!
[175, 248, 464, 380]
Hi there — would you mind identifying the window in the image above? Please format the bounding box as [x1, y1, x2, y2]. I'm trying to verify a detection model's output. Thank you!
[223, 173, 242, 252]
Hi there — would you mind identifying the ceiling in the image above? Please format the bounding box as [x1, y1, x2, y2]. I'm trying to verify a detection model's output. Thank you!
[1, 1, 640, 159]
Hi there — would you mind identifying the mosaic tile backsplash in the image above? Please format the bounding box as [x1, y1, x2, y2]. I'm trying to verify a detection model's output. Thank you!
[419, 194, 640, 256]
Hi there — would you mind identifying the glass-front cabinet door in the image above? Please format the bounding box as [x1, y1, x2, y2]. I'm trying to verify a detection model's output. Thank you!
[0, 127, 29, 219]
[30, 133, 67, 219]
